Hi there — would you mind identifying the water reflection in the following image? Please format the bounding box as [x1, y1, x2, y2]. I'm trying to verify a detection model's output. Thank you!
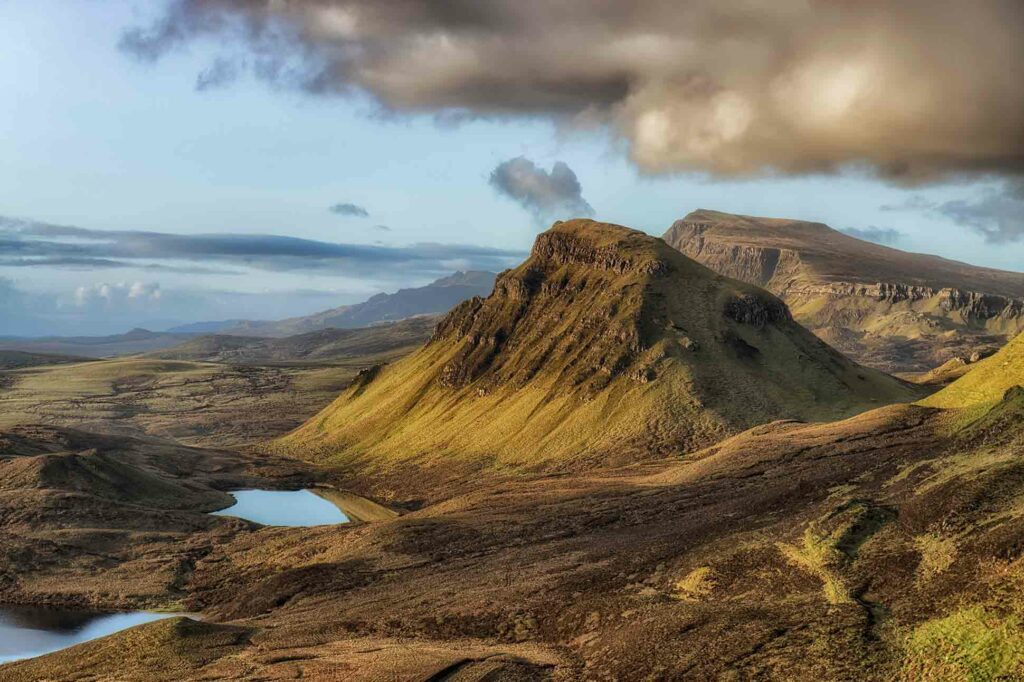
[0, 606, 173, 664]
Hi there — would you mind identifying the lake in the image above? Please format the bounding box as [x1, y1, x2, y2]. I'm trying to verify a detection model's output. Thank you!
[211, 488, 350, 526]
[0, 605, 174, 664]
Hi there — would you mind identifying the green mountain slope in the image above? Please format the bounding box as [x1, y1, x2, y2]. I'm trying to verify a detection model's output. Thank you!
[279, 219, 920, 475]
[921, 331, 1024, 409]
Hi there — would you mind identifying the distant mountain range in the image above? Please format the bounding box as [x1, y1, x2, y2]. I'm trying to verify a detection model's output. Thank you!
[148, 317, 436, 365]
[663, 209, 1024, 373]
[0, 328, 197, 359]
[167, 271, 497, 338]
[1, 271, 496, 358]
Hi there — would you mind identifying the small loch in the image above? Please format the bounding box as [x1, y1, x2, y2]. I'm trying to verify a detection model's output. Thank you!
[0, 606, 174, 664]
[211, 488, 350, 526]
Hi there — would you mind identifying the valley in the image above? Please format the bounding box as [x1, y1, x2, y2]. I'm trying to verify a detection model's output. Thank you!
[0, 218, 1021, 681]
[7, 4, 1020, 677]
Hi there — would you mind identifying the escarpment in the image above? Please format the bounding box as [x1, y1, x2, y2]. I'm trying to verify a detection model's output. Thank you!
[664, 210, 1024, 373]
[278, 219, 918, 487]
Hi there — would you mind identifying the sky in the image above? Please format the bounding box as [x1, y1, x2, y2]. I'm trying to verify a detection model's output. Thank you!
[0, 1, 1021, 335]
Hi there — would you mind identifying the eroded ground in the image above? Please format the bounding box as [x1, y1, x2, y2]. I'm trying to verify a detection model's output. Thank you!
[2, 390, 1022, 680]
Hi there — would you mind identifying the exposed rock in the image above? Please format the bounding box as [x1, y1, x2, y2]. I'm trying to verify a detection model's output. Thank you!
[724, 294, 792, 328]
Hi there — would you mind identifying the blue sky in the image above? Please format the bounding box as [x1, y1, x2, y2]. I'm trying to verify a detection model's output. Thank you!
[0, 1, 1020, 335]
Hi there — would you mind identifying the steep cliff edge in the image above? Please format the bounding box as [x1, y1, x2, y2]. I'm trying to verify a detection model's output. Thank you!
[664, 210, 1024, 372]
[278, 220, 918, 488]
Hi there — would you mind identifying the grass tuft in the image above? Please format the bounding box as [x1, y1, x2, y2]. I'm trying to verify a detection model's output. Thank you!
[673, 566, 716, 601]
[778, 527, 851, 605]
[914, 534, 958, 583]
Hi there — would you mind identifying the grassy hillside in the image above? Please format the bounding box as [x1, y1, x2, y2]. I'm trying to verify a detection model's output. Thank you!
[0, 350, 94, 370]
[279, 219, 919, 478]
[920, 332, 1024, 409]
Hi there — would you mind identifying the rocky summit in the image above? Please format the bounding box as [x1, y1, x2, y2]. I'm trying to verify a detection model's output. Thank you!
[279, 219, 919, 492]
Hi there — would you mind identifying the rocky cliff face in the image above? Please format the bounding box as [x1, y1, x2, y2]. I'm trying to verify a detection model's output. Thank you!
[663, 218, 799, 288]
[664, 212, 1024, 373]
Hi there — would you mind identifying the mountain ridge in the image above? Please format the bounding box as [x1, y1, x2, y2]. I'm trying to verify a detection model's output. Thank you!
[215, 270, 496, 337]
[663, 209, 1024, 372]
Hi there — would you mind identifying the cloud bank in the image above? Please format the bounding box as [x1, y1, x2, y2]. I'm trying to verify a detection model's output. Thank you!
[490, 157, 593, 221]
[0, 276, 368, 337]
[121, 1, 1024, 182]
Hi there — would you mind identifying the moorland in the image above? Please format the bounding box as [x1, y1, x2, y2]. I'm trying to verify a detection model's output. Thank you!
[1, 213, 1023, 681]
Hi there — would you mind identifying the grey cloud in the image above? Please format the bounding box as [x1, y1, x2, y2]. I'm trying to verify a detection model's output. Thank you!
[0, 215, 524, 277]
[879, 196, 936, 213]
[839, 226, 902, 246]
[490, 157, 593, 221]
[329, 202, 370, 217]
[120, 1, 1024, 182]
[877, 183, 1024, 243]
[196, 56, 242, 91]
[935, 192, 1024, 244]
[373, 225, 392, 232]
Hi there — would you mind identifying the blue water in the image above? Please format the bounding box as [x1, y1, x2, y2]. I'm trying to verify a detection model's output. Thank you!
[211, 489, 349, 526]
[0, 606, 174, 664]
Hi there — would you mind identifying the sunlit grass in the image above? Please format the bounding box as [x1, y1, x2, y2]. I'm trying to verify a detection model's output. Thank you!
[901, 607, 1024, 681]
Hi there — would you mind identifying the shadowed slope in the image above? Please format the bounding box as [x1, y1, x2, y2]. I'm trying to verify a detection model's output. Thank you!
[279, 220, 918, 483]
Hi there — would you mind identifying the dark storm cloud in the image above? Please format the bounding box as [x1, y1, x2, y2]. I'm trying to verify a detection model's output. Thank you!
[120, 1, 1024, 182]
[0, 216, 524, 275]
[490, 157, 593, 221]
[839, 226, 902, 246]
[329, 202, 370, 217]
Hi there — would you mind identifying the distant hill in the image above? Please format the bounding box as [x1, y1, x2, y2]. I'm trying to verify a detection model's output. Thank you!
[165, 320, 248, 334]
[0, 350, 94, 370]
[278, 219, 919, 482]
[218, 271, 496, 338]
[149, 317, 435, 365]
[663, 209, 1024, 373]
[0, 328, 197, 358]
